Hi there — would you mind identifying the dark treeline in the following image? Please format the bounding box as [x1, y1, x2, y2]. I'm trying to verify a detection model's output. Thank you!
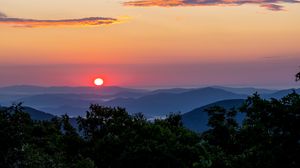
[0, 92, 299, 168]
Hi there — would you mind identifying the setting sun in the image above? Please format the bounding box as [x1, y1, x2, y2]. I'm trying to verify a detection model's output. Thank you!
[94, 78, 104, 86]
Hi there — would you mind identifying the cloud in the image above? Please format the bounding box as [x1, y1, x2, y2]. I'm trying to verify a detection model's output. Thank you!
[0, 12, 7, 18]
[0, 12, 119, 27]
[124, 0, 300, 11]
[260, 3, 284, 11]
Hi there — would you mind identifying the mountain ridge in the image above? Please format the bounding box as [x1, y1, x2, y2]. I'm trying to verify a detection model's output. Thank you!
[182, 99, 245, 132]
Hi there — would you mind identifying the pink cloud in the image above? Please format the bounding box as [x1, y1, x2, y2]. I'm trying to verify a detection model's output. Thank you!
[0, 12, 119, 27]
[124, 0, 300, 11]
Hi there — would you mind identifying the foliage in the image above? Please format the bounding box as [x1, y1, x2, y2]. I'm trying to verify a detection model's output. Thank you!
[0, 104, 201, 167]
[0, 92, 299, 167]
[202, 92, 300, 168]
[296, 71, 300, 81]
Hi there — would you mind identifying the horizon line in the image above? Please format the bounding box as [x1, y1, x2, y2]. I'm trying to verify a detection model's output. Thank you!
[1, 84, 300, 90]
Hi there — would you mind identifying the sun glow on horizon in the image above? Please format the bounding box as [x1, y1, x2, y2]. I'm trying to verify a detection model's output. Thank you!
[94, 78, 104, 86]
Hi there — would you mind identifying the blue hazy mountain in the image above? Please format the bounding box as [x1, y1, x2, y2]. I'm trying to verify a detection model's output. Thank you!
[104, 87, 247, 117]
[0, 85, 147, 95]
[1, 86, 247, 117]
[148, 88, 194, 94]
[0, 85, 148, 116]
[263, 88, 300, 99]
[16, 94, 99, 106]
[38, 105, 89, 117]
[1, 85, 299, 118]
[23, 106, 55, 120]
[182, 99, 245, 132]
[212, 86, 277, 95]
[13, 94, 100, 116]
[0, 105, 55, 120]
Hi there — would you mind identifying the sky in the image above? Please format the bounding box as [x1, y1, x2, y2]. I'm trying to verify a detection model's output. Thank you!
[0, 0, 300, 88]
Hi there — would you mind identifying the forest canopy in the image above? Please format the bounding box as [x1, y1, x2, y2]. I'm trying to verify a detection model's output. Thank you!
[0, 92, 299, 168]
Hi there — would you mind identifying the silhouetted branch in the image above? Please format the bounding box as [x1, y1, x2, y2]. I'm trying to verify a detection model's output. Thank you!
[296, 72, 300, 81]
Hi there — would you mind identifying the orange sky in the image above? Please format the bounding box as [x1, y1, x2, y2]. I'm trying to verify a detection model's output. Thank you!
[0, 0, 300, 87]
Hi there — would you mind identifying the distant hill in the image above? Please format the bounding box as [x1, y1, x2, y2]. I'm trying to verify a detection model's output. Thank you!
[0, 85, 148, 107]
[212, 86, 277, 95]
[13, 93, 107, 116]
[182, 99, 245, 132]
[105, 87, 247, 117]
[7, 87, 247, 117]
[0, 85, 147, 95]
[263, 88, 300, 99]
[16, 94, 99, 107]
[0, 106, 55, 120]
[23, 106, 55, 120]
[38, 105, 88, 117]
[1, 85, 299, 117]
[149, 88, 194, 94]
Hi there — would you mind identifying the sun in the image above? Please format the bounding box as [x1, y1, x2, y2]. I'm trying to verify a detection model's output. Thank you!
[94, 78, 104, 86]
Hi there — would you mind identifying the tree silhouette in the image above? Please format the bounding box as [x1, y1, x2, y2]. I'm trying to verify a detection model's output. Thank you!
[1, 92, 299, 168]
[296, 71, 300, 81]
[201, 92, 300, 168]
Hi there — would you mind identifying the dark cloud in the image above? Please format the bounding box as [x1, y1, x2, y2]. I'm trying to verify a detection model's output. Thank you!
[124, 0, 300, 11]
[0, 12, 7, 18]
[260, 3, 284, 11]
[0, 12, 119, 27]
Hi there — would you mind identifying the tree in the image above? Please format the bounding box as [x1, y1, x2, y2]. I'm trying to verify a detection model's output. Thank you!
[296, 71, 300, 81]
[76, 105, 203, 168]
[0, 103, 32, 167]
[1, 92, 299, 168]
[202, 92, 300, 168]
